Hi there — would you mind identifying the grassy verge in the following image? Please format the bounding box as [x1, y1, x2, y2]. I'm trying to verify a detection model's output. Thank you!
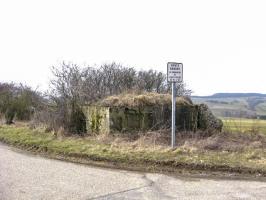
[1, 124, 266, 177]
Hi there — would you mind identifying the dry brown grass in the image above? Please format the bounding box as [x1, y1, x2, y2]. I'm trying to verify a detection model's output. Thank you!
[178, 131, 266, 152]
[9, 121, 266, 153]
[86, 129, 171, 151]
[97, 92, 192, 107]
[86, 129, 266, 153]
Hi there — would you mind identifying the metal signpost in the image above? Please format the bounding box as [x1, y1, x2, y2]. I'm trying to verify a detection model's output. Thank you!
[167, 62, 183, 148]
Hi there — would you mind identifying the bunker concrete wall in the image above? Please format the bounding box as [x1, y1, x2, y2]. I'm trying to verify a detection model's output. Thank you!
[82, 103, 220, 134]
[82, 106, 110, 134]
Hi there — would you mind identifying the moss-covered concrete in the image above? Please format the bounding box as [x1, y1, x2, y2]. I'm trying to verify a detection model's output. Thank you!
[82, 106, 110, 134]
[83, 94, 222, 134]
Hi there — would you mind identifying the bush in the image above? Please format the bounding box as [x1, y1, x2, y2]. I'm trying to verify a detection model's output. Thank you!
[68, 105, 87, 134]
[5, 107, 16, 124]
[0, 82, 42, 123]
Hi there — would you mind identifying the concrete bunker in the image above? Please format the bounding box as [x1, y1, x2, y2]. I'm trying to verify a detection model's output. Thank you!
[83, 93, 222, 134]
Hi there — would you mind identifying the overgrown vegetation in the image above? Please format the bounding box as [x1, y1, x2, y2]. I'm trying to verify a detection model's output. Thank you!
[35, 62, 191, 134]
[97, 92, 192, 107]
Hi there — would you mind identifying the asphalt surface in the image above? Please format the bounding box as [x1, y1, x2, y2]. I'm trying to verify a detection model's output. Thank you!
[1, 143, 266, 200]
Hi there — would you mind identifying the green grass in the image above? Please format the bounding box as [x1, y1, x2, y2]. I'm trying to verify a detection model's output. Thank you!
[0, 125, 266, 176]
[222, 118, 266, 134]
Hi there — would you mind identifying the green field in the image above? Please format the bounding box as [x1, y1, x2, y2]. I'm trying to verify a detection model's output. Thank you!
[222, 118, 266, 134]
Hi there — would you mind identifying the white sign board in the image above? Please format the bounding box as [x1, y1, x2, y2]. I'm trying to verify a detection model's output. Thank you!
[167, 62, 183, 82]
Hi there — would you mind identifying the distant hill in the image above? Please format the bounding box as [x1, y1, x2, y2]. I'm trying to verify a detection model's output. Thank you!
[192, 93, 266, 119]
[193, 93, 266, 98]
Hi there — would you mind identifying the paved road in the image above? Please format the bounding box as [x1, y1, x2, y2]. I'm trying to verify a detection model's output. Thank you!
[0, 144, 266, 200]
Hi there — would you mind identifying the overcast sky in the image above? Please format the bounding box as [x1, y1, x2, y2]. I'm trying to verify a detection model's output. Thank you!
[0, 0, 265, 95]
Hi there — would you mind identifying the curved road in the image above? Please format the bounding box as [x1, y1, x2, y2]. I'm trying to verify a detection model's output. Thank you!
[0, 143, 266, 200]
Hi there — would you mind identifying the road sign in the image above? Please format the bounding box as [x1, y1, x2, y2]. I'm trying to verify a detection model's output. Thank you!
[167, 62, 183, 82]
[167, 62, 183, 148]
